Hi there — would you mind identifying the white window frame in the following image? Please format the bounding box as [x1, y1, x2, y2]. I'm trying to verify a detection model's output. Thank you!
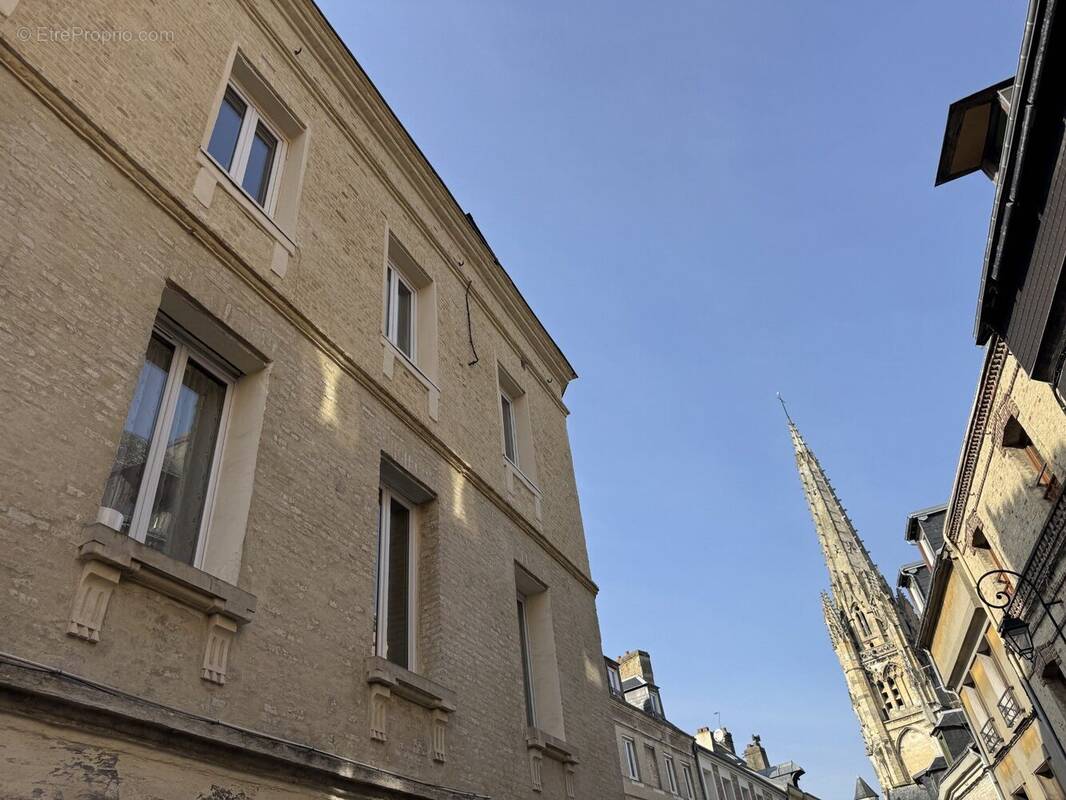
[501, 387, 519, 467]
[517, 590, 537, 727]
[682, 764, 696, 799]
[607, 662, 623, 696]
[649, 687, 664, 716]
[123, 319, 235, 568]
[384, 263, 418, 362]
[623, 736, 640, 781]
[375, 486, 419, 670]
[206, 82, 287, 216]
[665, 754, 680, 794]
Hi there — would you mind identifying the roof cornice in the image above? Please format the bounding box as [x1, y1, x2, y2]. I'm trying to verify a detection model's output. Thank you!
[944, 339, 1008, 546]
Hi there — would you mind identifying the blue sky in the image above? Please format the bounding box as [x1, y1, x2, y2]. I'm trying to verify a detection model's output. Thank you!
[321, 3, 1024, 796]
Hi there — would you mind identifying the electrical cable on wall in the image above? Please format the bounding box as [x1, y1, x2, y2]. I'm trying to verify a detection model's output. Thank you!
[465, 277, 479, 367]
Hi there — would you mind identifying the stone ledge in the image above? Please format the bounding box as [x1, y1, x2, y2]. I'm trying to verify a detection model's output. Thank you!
[77, 524, 256, 625]
[366, 656, 456, 712]
[0, 657, 486, 800]
[525, 726, 578, 764]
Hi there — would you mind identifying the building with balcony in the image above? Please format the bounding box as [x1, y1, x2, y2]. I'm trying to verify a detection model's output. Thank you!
[915, 343, 1066, 800]
[929, 0, 1066, 795]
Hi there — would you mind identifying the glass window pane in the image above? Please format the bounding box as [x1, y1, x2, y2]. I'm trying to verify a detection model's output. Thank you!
[100, 336, 175, 532]
[206, 88, 247, 171]
[517, 596, 536, 727]
[384, 267, 394, 338]
[386, 498, 410, 668]
[240, 122, 278, 206]
[144, 356, 226, 564]
[501, 395, 517, 463]
[396, 279, 413, 357]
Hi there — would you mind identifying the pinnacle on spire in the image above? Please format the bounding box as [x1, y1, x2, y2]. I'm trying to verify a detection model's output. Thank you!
[821, 591, 843, 644]
[854, 776, 879, 800]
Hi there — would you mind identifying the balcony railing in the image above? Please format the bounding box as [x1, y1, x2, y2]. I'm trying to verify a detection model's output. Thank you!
[980, 718, 1003, 753]
[997, 688, 1023, 728]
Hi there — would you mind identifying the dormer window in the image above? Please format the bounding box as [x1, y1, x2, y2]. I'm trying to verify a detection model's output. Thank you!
[606, 660, 623, 698]
[648, 687, 664, 717]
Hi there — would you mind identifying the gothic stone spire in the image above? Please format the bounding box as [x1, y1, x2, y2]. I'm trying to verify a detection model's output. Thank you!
[785, 412, 944, 790]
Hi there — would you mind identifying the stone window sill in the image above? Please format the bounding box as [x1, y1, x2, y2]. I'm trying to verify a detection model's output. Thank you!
[506, 459, 543, 520]
[193, 149, 297, 277]
[76, 525, 255, 622]
[526, 726, 578, 764]
[68, 524, 256, 684]
[196, 149, 297, 252]
[380, 335, 440, 421]
[366, 655, 455, 711]
[365, 656, 455, 758]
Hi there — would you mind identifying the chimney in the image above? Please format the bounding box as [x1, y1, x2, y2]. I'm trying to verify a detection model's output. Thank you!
[695, 727, 715, 750]
[618, 650, 654, 684]
[743, 734, 770, 771]
[713, 727, 735, 754]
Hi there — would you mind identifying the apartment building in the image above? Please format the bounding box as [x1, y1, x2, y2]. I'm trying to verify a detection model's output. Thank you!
[604, 650, 821, 800]
[924, 0, 1066, 795]
[606, 651, 703, 800]
[915, 344, 1066, 800]
[0, 0, 621, 797]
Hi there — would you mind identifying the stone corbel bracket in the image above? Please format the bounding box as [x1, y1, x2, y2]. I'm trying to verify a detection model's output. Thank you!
[525, 727, 578, 795]
[68, 525, 256, 686]
[365, 656, 456, 760]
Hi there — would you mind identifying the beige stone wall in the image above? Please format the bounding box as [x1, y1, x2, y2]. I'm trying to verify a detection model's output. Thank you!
[936, 344, 1066, 800]
[0, 0, 620, 797]
[610, 701, 702, 800]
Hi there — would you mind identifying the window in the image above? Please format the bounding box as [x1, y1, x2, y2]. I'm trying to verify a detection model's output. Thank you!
[517, 591, 537, 727]
[1003, 416, 1061, 500]
[682, 765, 696, 799]
[606, 659, 623, 698]
[100, 319, 234, 566]
[645, 744, 662, 789]
[380, 235, 439, 415]
[962, 682, 1002, 755]
[206, 84, 284, 212]
[665, 754, 680, 794]
[1041, 659, 1066, 716]
[376, 487, 417, 670]
[623, 737, 640, 780]
[385, 264, 416, 360]
[497, 364, 537, 483]
[854, 608, 872, 638]
[501, 389, 518, 465]
[514, 566, 565, 738]
[648, 687, 664, 717]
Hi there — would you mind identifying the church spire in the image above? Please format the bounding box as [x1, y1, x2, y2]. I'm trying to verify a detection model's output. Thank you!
[784, 413, 888, 604]
[784, 407, 944, 791]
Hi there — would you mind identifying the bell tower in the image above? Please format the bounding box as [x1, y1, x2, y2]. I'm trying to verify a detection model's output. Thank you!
[785, 411, 943, 790]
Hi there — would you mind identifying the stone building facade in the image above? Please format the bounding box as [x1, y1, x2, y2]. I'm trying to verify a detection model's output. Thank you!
[606, 651, 704, 800]
[604, 649, 821, 800]
[926, 0, 1066, 793]
[0, 0, 621, 797]
[917, 342, 1066, 800]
